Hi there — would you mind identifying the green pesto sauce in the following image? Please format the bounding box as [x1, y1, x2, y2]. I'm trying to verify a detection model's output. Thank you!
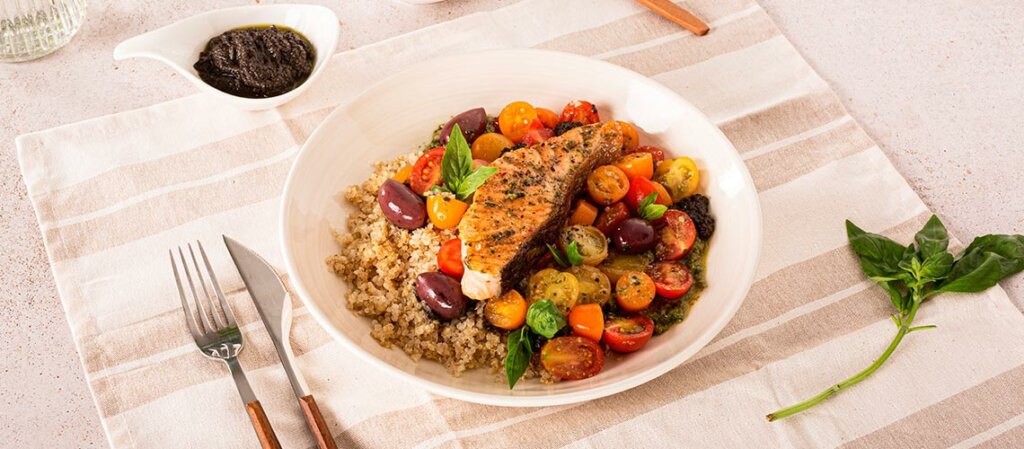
[644, 238, 709, 335]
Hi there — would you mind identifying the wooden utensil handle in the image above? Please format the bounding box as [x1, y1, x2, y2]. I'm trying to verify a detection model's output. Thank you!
[637, 0, 710, 36]
[300, 395, 337, 449]
[245, 400, 282, 449]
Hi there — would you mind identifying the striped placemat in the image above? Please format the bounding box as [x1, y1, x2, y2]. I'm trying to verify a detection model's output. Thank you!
[17, 1, 1024, 447]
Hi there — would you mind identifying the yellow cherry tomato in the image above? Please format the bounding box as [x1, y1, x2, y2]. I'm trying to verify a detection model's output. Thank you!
[498, 101, 538, 143]
[527, 268, 580, 313]
[613, 152, 654, 180]
[471, 132, 515, 162]
[426, 195, 468, 229]
[485, 290, 528, 330]
[655, 157, 700, 201]
[566, 265, 612, 305]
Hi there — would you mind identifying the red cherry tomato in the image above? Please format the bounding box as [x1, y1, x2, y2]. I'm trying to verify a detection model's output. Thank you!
[603, 315, 655, 353]
[437, 238, 464, 279]
[624, 176, 663, 213]
[647, 261, 693, 299]
[521, 118, 554, 146]
[540, 336, 605, 380]
[627, 145, 666, 162]
[560, 100, 601, 125]
[656, 210, 697, 261]
[594, 202, 631, 237]
[409, 147, 446, 195]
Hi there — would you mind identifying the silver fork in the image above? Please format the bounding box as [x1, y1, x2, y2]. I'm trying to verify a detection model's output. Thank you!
[171, 242, 281, 449]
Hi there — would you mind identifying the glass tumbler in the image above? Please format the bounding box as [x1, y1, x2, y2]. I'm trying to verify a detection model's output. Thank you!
[0, 0, 86, 62]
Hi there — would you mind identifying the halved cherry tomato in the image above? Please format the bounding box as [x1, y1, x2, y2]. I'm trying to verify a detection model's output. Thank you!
[393, 165, 413, 184]
[624, 176, 669, 213]
[603, 315, 654, 353]
[426, 195, 469, 230]
[527, 269, 580, 313]
[437, 238, 464, 279]
[655, 157, 700, 201]
[615, 121, 640, 151]
[597, 252, 652, 285]
[628, 145, 666, 162]
[484, 290, 527, 330]
[567, 265, 612, 305]
[560, 100, 601, 125]
[568, 303, 604, 342]
[647, 261, 693, 299]
[472, 132, 514, 162]
[594, 202, 630, 237]
[615, 271, 656, 312]
[540, 336, 605, 380]
[650, 182, 673, 206]
[498, 101, 538, 142]
[409, 147, 445, 195]
[614, 152, 654, 180]
[568, 199, 599, 226]
[587, 165, 630, 206]
[536, 107, 560, 128]
[521, 119, 554, 146]
[558, 225, 609, 266]
[656, 210, 697, 261]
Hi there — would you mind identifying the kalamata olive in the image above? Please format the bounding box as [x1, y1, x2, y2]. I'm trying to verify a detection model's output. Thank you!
[612, 218, 656, 254]
[378, 179, 426, 229]
[415, 272, 467, 320]
[440, 108, 488, 145]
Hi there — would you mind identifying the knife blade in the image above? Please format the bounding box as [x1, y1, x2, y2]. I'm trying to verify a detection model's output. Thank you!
[223, 236, 337, 449]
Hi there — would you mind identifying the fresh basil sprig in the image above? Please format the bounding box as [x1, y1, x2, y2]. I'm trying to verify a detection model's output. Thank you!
[638, 192, 667, 220]
[767, 215, 1024, 421]
[441, 124, 498, 201]
[505, 300, 567, 388]
[547, 242, 584, 267]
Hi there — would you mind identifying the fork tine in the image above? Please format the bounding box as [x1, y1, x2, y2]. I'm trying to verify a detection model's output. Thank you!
[198, 240, 237, 328]
[179, 246, 214, 334]
[188, 242, 226, 330]
[171, 250, 203, 340]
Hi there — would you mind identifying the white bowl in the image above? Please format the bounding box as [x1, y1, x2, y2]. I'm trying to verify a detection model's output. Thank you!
[113, 4, 339, 111]
[280, 49, 763, 406]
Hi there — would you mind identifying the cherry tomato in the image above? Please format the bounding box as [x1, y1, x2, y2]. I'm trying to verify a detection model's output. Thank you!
[472, 132, 514, 162]
[498, 101, 538, 143]
[597, 252, 652, 285]
[568, 303, 604, 342]
[558, 225, 609, 266]
[624, 176, 665, 213]
[594, 202, 630, 237]
[628, 145, 666, 162]
[527, 268, 580, 313]
[409, 147, 445, 195]
[560, 100, 601, 125]
[484, 290, 527, 330]
[521, 119, 554, 146]
[587, 165, 630, 206]
[603, 315, 654, 353]
[614, 121, 640, 150]
[536, 107, 560, 128]
[650, 182, 673, 206]
[655, 157, 700, 201]
[615, 271, 656, 312]
[426, 195, 468, 230]
[646, 261, 693, 299]
[568, 199, 599, 226]
[437, 238, 464, 279]
[614, 152, 654, 180]
[655, 210, 697, 261]
[393, 165, 412, 184]
[567, 265, 612, 305]
[540, 336, 605, 380]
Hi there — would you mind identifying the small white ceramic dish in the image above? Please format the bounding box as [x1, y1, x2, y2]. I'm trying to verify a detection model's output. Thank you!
[280, 49, 763, 406]
[114, 4, 339, 110]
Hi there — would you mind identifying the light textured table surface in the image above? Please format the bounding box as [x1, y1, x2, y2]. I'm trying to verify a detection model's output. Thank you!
[1, 1, 1021, 447]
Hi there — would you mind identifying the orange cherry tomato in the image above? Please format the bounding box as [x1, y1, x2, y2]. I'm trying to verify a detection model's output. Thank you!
[603, 315, 654, 353]
[614, 152, 654, 180]
[393, 165, 413, 184]
[568, 303, 604, 342]
[615, 271, 656, 312]
[568, 199, 599, 226]
[472, 132, 514, 162]
[586, 165, 630, 206]
[650, 181, 673, 206]
[540, 336, 605, 380]
[409, 147, 445, 195]
[536, 107, 560, 128]
[437, 238, 464, 279]
[498, 101, 538, 143]
[628, 145, 666, 162]
[484, 290, 528, 330]
[426, 195, 468, 229]
[560, 100, 601, 125]
[617, 121, 640, 151]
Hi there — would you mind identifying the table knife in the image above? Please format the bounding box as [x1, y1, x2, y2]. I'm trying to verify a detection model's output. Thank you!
[224, 236, 337, 449]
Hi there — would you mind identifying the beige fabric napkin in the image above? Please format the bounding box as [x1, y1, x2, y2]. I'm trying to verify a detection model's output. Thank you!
[17, 0, 1024, 448]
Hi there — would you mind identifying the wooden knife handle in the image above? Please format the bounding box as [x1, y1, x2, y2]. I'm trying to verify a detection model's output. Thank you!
[245, 400, 282, 449]
[300, 395, 337, 449]
[637, 0, 710, 36]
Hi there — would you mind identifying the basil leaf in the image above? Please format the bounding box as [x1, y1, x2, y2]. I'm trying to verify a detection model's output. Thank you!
[638, 193, 667, 220]
[455, 166, 498, 200]
[937, 235, 1024, 293]
[547, 244, 570, 268]
[878, 280, 909, 312]
[504, 327, 532, 389]
[441, 124, 473, 193]
[565, 241, 584, 266]
[638, 192, 655, 211]
[918, 251, 954, 281]
[526, 300, 566, 338]
[914, 215, 949, 260]
[846, 220, 913, 279]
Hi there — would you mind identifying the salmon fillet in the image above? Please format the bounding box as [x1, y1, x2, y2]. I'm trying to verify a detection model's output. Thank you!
[460, 123, 626, 300]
